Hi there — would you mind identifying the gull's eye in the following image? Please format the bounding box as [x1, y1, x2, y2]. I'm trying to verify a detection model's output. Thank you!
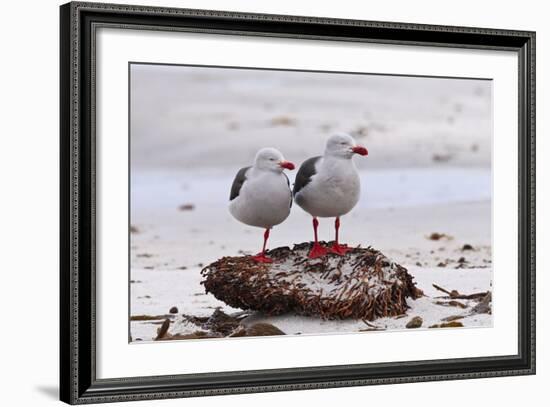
[341, 142, 347, 145]
[270, 158, 276, 161]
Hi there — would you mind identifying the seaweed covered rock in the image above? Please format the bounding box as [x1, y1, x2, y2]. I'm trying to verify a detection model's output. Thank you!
[201, 242, 420, 320]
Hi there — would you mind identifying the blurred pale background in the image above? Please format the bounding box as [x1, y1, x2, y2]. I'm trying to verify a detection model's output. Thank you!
[130, 64, 491, 171]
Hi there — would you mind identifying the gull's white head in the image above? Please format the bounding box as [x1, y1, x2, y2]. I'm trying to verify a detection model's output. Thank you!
[254, 147, 295, 172]
[325, 133, 368, 159]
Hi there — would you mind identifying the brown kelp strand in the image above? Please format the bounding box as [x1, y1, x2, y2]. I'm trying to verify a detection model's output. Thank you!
[201, 242, 421, 321]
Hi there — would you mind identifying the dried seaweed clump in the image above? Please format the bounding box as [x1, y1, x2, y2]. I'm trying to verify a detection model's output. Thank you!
[201, 242, 420, 321]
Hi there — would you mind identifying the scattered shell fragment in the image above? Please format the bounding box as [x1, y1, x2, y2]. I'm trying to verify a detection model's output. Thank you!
[427, 233, 453, 241]
[406, 316, 423, 329]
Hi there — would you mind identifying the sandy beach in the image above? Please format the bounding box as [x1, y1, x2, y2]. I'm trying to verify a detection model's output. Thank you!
[129, 64, 492, 342]
[130, 169, 492, 341]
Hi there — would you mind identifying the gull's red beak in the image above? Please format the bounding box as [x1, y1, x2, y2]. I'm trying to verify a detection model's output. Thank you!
[352, 146, 368, 156]
[279, 160, 295, 170]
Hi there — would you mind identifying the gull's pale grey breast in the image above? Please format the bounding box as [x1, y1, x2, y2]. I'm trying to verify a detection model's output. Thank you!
[294, 157, 361, 218]
[229, 168, 292, 228]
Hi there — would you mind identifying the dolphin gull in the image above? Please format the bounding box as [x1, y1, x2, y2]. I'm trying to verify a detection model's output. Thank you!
[293, 133, 368, 258]
[229, 148, 295, 263]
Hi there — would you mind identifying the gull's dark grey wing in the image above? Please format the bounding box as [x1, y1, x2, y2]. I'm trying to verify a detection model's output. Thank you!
[229, 166, 251, 201]
[293, 156, 321, 196]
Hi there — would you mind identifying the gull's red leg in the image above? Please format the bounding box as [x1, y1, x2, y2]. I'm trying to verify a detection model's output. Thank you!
[329, 217, 351, 255]
[309, 217, 328, 258]
[252, 228, 273, 263]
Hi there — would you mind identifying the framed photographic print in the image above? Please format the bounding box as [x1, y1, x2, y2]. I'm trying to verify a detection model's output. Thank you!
[60, 1, 536, 404]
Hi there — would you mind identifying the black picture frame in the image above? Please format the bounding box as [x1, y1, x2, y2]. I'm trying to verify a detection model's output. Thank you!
[60, 1, 536, 404]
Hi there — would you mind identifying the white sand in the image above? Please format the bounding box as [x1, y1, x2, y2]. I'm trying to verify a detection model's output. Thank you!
[130, 169, 492, 341]
[130, 263, 491, 341]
